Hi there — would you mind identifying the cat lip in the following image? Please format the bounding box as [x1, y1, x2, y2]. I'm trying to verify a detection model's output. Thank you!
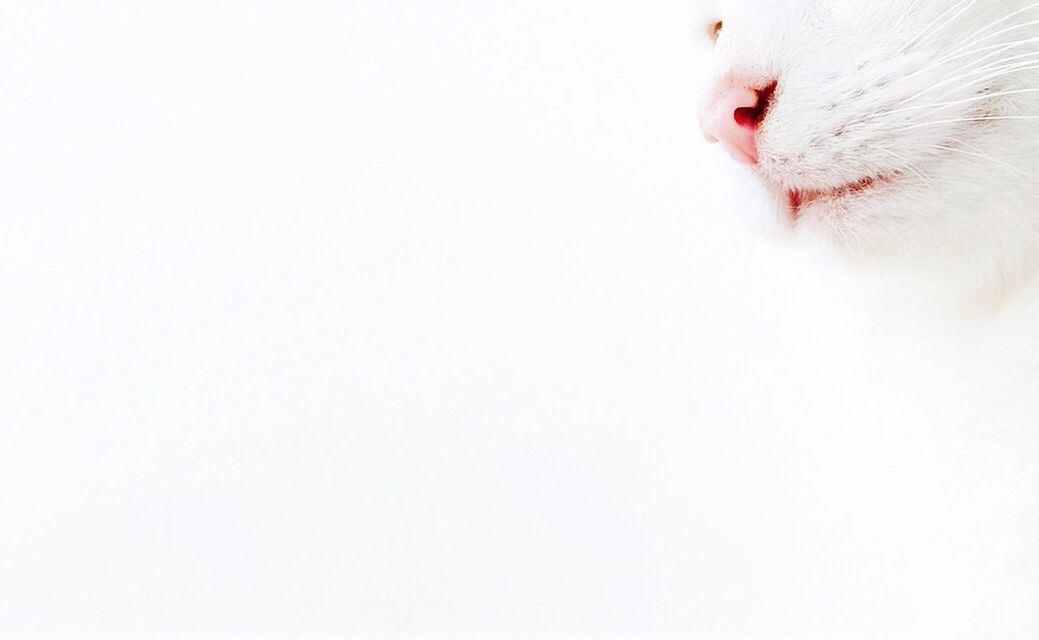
[780, 175, 891, 218]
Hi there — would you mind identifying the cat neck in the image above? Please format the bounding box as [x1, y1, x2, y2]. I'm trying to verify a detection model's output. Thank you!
[853, 252, 1039, 333]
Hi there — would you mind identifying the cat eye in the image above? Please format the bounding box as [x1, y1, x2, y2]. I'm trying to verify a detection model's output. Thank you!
[710, 20, 724, 42]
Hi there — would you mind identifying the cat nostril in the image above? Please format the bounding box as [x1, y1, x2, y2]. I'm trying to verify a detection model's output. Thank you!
[734, 81, 778, 129]
[699, 79, 778, 165]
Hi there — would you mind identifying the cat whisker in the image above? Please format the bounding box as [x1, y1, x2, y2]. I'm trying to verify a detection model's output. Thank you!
[927, 141, 1029, 178]
[875, 147, 932, 182]
[890, 43, 1039, 107]
[945, 135, 1018, 166]
[918, 31, 1039, 76]
[927, 19, 1039, 70]
[893, 59, 1039, 110]
[868, 88, 1039, 122]
[889, 0, 928, 35]
[893, 114, 1039, 132]
[951, 60, 1039, 92]
[892, 3, 1039, 89]
[962, 57, 1039, 81]
[902, 0, 978, 53]
[935, 0, 1039, 60]
[915, 88, 1039, 121]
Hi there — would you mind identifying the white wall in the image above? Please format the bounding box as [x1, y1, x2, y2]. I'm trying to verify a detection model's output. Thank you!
[0, 2, 866, 636]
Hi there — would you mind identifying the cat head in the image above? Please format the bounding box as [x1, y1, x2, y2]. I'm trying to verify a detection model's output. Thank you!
[696, 0, 1039, 293]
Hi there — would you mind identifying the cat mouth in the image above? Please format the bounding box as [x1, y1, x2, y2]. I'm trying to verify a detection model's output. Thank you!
[782, 175, 891, 218]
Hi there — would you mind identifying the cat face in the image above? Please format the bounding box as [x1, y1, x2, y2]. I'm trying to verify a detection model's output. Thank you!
[697, 0, 1039, 286]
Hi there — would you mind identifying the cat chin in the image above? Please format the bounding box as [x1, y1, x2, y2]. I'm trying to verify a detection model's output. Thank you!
[727, 160, 1039, 304]
[783, 186, 1039, 307]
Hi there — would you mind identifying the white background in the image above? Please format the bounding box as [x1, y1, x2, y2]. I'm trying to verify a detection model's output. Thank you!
[0, 1, 873, 636]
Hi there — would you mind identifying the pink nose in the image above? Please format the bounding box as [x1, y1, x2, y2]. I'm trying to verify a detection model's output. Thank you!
[699, 80, 776, 165]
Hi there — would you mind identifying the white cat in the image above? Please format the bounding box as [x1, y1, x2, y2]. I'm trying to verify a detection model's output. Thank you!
[693, 1, 1039, 637]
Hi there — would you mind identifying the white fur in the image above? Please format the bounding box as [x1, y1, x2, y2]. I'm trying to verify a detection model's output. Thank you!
[694, 1, 1039, 637]
[699, 0, 1039, 295]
